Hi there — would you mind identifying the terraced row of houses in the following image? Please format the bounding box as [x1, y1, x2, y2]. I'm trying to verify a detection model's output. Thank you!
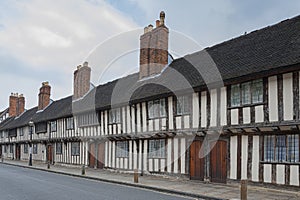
[1, 12, 300, 187]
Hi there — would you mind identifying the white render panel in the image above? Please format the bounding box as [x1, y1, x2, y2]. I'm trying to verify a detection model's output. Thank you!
[180, 138, 186, 174]
[154, 159, 159, 171]
[173, 138, 178, 174]
[252, 136, 260, 182]
[116, 158, 120, 168]
[243, 107, 251, 124]
[104, 111, 108, 136]
[139, 140, 142, 171]
[220, 87, 227, 126]
[161, 159, 165, 172]
[148, 120, 153, 132]
[268, 76, 278, 122]
[143, 141, 148, 171]
[129, 141, 132, 170]
[255, 105, 264, 123]
[192, 92, 199, 128]
[168, 97, 174, 130]
[133, 141, 137, 170]
[167, 138, 172, 173]
[154, 119, 159, 131]
[231, 109, 239, 125]
[210, 89, 217, 127]
[161, 118, 167, 131]
[112, 141, 115, 168]
[290, 165, 299, 186]
[105, 142, 108, 167]
[122, 107, 126, 133]
[149, 159, 153, 171]
[176, 117, 182, 130]
[142, 103, 147, 132]
[201, 91, 207, 127]
[183, 115, 189, 129]
[276, 165, 285, 185]
[127, 106, 131, 133]
[283, 73, 293, 120]
[137, 104, 141, 133]
[124, 158, 128, 169]
[264, 164, 272, 183]
[230, 136, 237, 179]
[131, 107, 136, 133]
[241, 136, 248, 180]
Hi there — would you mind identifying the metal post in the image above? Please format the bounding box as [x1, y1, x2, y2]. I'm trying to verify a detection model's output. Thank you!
[134, 169, 139, 183]
[240, 180, 248, 200]
[47, 161, 50, 169]
[82, 165, 86, 175]
[28, 121, 34, 166]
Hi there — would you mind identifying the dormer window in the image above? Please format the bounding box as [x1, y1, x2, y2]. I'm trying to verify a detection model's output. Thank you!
[109, 108, 121, 124]
[176, 95, 191, 115]
[66, 117, 74, 130]
[148, 99, 166, 119]
[50, 121, 57, 132]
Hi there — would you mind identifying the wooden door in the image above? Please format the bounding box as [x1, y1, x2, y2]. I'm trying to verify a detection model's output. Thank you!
[16, 144, 21, 160]
[190, 140, 205, 180]
[210, 140, 227, 183]
[89, 143, 96, 168]
[47, 145, 53, 164]
[97, 143, 105, 169]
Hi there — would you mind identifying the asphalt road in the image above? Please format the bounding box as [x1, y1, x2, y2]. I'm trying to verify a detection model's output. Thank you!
[0, 164, 195, 200]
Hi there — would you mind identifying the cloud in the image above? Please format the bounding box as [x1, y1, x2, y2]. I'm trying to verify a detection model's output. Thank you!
[0, 0, 138, 110]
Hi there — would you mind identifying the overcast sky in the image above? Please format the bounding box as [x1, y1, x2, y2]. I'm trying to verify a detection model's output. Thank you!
[0, 0, 300, 111]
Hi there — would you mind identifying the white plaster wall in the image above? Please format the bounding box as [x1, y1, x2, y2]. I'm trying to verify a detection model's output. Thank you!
[192, 93, 199, 128]
[241, 135, 248, 180]
[276, 165, 285, 185]
[230, 136, 237, 179]
[210, 89, 217, 127]
[255, 105, 264, 123]
[283, 73, 293, 121]
[243, 107, 251, 124]
[290, 165, 299, 186]
[264, 164, 272, 183]
[231, 109, 239, 125]
[251, 136, 260, 182]
[220, 87, 227, 126]
[268, 76, 278, 122]
[201, 91, 207, 127]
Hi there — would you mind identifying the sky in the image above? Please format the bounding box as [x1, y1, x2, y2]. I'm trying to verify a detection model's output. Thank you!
[0, 0, 300, 110]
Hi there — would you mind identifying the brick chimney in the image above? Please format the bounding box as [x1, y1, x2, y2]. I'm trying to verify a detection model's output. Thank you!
[9, 93, 25, 117]
[139, 11, 169, 79]
[38, 82, 51, 111]
[73, 61, 91, 100]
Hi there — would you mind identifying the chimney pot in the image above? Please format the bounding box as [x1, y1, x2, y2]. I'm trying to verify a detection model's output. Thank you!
[156, 20, 160, 28]
[148, 24, 153, 31]
[83, 61, 88, 67]
[160, 11, 165, 25]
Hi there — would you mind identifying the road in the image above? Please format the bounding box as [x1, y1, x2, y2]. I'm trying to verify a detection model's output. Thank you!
[0, 164, 195, 200]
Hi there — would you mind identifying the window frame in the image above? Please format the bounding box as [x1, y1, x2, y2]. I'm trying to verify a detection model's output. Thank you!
[149, 139, 166, 159]
[71, 142, 80, 156]
[56, 143, 62, 155]
[109, 108, 121, 124]
[230, 79, 264, 107]
[263, 134, 299, 163]
[176, 95, 191, 116]
[66, 117, 74, 130]
[33, 144, 38, 154]
[147, 98, 167, 119]
[24, 144, 28, 154]
[116, 141, 129, 158]
[50, 121, 57, 132]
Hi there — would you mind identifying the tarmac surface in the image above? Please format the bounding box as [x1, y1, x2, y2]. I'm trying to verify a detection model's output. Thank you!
[1, 159, 299, 200]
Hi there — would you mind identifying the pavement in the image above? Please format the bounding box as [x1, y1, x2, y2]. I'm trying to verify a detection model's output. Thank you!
[1, 159, 299, 200]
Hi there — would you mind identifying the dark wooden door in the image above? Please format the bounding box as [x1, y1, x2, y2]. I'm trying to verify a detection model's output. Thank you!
[47, 145, 53, 164]
[190, 140, 205, 180]
[16, 144, 21, 160]
[89, 143, 96, 168]
[97, 143, 105, 169]
[210, 140, 227, 183]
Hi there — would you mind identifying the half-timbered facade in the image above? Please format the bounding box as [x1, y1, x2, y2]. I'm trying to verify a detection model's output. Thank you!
[0, 12, 300, 188]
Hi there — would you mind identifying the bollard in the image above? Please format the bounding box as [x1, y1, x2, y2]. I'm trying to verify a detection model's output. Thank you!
[82, 165, 86, 175]
[1, 157, 3, 163]
[134, 169, 139, 183]
[240, 180, 248, 200]
[47, 162, 50, 169]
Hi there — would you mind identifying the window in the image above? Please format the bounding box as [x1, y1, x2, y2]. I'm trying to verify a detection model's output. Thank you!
[4, 145, 7, 153]
[24, 144, 28, 154]
[10, 144, 13, 153]
[19, 127, 24, 136]
[78, 113, 99, 127]
[148, 99, 166, 119]
[9, 129, 17, 137]
[231, 79, 263, 107]
[109, 108, 121, 124]
[288, 135, 299, 162]
[71, 142, 80, 156]
[36, 122, 47, 133]
[66, 117, 74, 130]
[116, 141, 129, 158]
[50, 121, 57, 132]
[264, 135, 299, 163]
[176, 95, 191, 115]
[56, 143, 62, 154]
[231, 84, 240, 107]
[149, 139, 165, 158]
[33, 144, 38, 154]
